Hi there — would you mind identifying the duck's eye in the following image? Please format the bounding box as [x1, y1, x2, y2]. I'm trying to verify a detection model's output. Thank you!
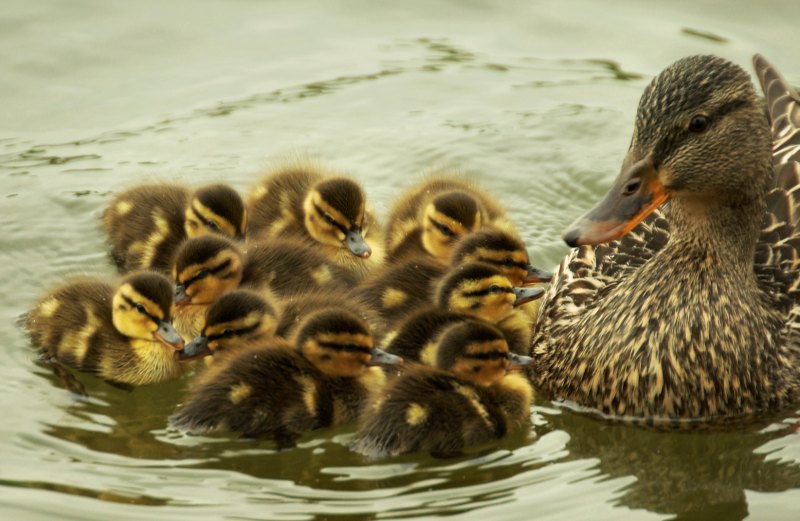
[489, 284, 501, 293]
[688, 115, 709, 133]
[622, 179, 641, 196]
[222, 328, 234, 338]
[320, 354, 332, 361]
[323, 214, 337, 226]
[135, 303, 146, 314]
[206, 221, 220, 232]
[472, 365, 481, 373]
[196, 269, 210, 280]
[502, 257, 514, 266]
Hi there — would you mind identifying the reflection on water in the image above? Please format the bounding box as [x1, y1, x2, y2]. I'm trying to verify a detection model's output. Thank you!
[3, 0, 800, 519]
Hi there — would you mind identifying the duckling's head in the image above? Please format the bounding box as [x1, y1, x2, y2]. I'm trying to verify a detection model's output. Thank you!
[435, 262, 544, 323]
[436, 320, 532, 387]
[184, 184, 247, 240]
[302, 177, 372, 258]
[111, 271, 184, 350]
[172, 235, 244, 306]
[421, 191, 483, 261]
[451, 228, 552, 285]
[295, 309, 401, 377]
[563, 55, 770, 247]
[178, 289, 278, 360]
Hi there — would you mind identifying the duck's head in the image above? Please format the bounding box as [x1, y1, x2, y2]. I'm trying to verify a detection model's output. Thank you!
[184, 184, 247, 241]
[451, 228, 552, 285]
[421, 191, 483, 261]
[564, 55, 771, 247]
[435, 262, 544, 323]
[302, 177, 372, 258]
[111, 271, 184, 350]
[172, 235, 244, 307]
[295, 309, 401, 377]
[177, 289, 278, 360]
[436, 320, 532, 387]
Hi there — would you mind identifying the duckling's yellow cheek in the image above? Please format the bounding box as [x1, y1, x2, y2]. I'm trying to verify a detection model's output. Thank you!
[185, 218, 200, 237]
[294, 375, 317, 415]
[311, 265, 332, 285]
[405, 403, 428, 426]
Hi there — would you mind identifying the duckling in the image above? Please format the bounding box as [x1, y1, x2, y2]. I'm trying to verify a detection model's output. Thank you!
[246, 162, 384, 279]
[275, 286, 384, 341]
[102, 183, 247, 273]
[171, 235, 359, 338]
[353, 320, 533, 458]
[384, 175, 514, 264]
[383, 262, 543, 360]
[169, 308, 402, 448]
[357, 227, 552, 326]
[25, 271, 186, 386]
[177, 289, 279, 362]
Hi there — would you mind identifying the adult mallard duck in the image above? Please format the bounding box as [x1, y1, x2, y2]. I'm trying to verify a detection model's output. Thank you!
[529, 55, 800, 424]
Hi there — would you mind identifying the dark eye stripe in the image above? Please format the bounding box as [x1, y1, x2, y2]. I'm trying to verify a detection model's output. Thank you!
[122, 295, 160, 323]
[463, 287, 514, 297]
[429, 217, 456, 238]
[483, 258, 528, 270]
[464, 351, 508, 361]
[317, 341, 372, 354]
[183, 258, 232, 288]
[313, 203, 348, 234]
[191, 205, 221, 231]
[206, 322, 260, 341]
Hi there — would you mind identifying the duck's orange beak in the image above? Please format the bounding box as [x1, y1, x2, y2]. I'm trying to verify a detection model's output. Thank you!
[562, 152, 669, 247]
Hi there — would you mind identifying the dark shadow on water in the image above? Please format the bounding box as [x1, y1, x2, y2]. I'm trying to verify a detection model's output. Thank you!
[541, 403, 800, 521]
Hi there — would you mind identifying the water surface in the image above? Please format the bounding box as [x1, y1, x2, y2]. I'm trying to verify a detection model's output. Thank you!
[2, 1, 799, 519]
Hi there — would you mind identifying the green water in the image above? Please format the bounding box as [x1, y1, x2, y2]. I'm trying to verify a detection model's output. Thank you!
[2, 1, 799, 519]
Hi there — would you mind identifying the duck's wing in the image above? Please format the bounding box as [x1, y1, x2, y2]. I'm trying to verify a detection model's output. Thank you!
[752, 55, 800, 317]
[533, 208, 670, 328]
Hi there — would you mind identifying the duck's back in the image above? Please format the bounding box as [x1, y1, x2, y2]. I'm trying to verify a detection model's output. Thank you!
[247, 167, 321, 241]
[102, 184, 189, 272]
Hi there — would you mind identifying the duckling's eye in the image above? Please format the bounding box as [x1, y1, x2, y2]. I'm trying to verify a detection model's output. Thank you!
[502, 257, 514, 266]
[222, 328, 234, 338]
[489, 284, 501, 293]
[434, 221, 456, 238]
[196, 269, 210, 280]
[135, 303, 146, 314]
[206, 221, 220, 232]
[688, 115, 709, 133]
[320, 354, 332, 361]
[472, 366, 481, 373]
[323, 214, 337, 226]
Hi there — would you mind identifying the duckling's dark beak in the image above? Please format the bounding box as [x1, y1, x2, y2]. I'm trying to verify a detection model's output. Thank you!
[156, 320, 185, 350]
[174, 284, 190, 306]
[368, 347, 403, 366]
[524, 264, 553, 283]
[176, 335, 211, 361]
[345, 229, 372, 258]
[507, 352, 533, 370]
[563, 152, 668, 247]
[512, 286, 544, 306]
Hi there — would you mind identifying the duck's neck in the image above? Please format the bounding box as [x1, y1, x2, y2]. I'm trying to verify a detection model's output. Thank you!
[665, 191, 766, 273]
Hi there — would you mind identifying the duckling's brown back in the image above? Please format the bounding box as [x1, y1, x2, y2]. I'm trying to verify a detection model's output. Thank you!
[246, 166, 321, 240]
[170, 343, 333, 446]
[353, 367, 506, 458]
[242, 238, 358, 297]
[102, 183, 189, 273]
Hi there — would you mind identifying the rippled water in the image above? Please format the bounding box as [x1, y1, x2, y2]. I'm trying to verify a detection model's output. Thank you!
[2, 1, 800, 519]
